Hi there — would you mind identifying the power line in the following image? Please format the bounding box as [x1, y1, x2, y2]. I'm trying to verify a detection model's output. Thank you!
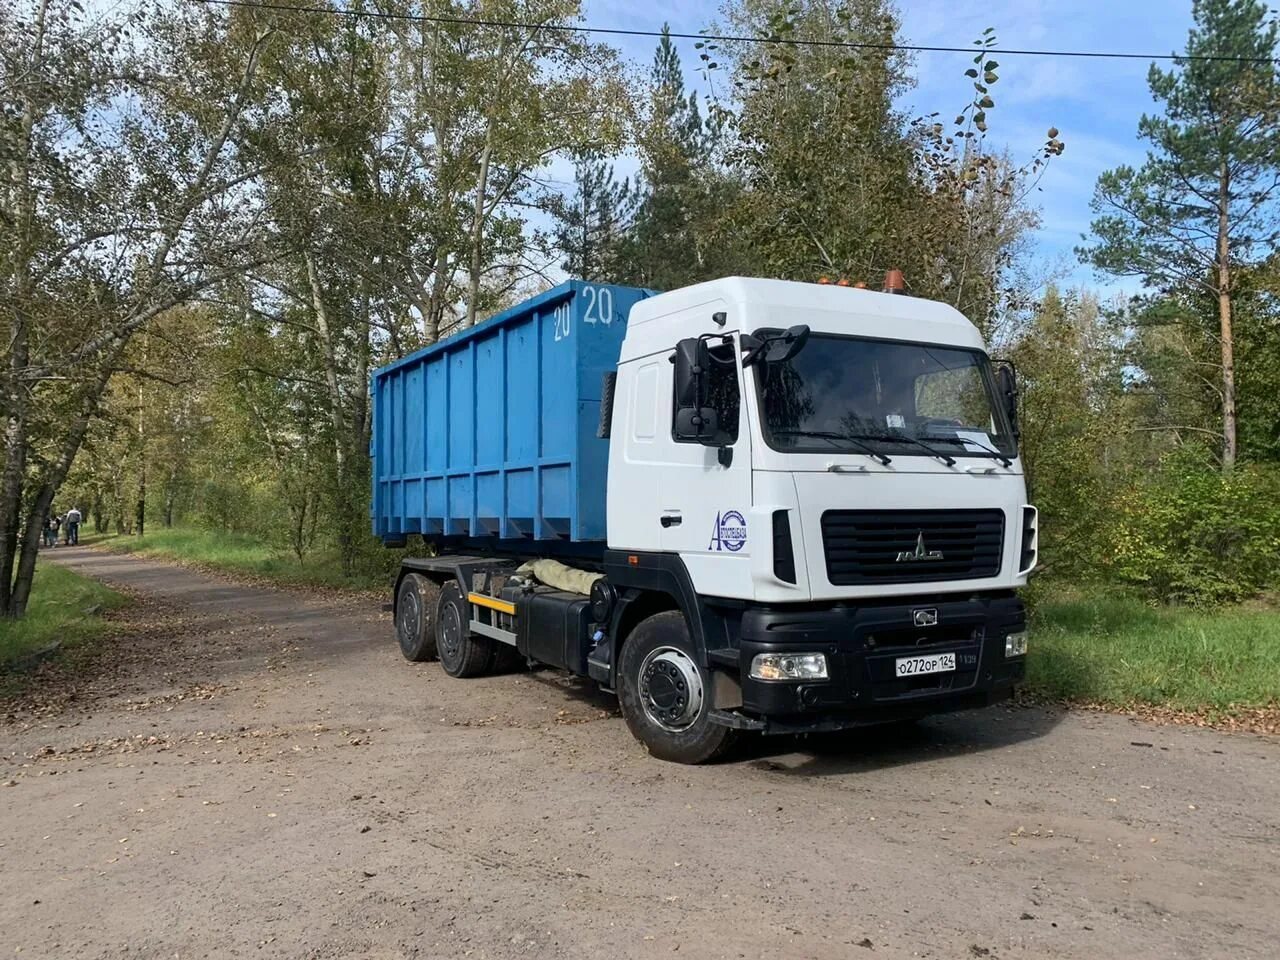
[188, 0, 1280, 65]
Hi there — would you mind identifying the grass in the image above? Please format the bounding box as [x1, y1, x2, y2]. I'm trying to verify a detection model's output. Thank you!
[1027, 583, 1280, 715]
[99, 526, 390, 591]
[0, 562, 128, 669]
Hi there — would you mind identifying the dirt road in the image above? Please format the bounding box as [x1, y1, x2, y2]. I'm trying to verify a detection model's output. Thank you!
[2, 548, 1277, 960]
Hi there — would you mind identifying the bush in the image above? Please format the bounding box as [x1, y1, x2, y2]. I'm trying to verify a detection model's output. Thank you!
[1105, 456, 1280, 604]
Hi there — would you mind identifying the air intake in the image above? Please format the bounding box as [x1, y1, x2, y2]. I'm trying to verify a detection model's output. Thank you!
[772, 510, 797, 584]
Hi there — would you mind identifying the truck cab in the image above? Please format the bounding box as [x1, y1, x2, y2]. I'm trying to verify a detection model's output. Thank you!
[592, 276, 1034, 759]
[382, 276, 1035, 763]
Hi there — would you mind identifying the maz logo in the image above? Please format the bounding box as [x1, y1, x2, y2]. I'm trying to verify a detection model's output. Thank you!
[708, 510, 747, 552]
[896, 532, 944, 562]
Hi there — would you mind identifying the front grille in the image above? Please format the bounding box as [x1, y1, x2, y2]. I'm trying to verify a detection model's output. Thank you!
[821, 509, 1005, 585]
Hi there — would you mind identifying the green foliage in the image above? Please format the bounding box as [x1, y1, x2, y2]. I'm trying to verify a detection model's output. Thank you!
[1232, 262, 1280, 462]
[1012, 285, 1280, 606]
[1010, 288, 1129, 578]
[613, 23, 732, 289]
[1025, 583, 1280, 712]
[1106, 455, 1280, 604]
[548, 158, 637, 282]
[1080, 0, 1280, 466]
[697, 3, 1061, 333]
[1083, 0, 1280, 287]
[0, 563, 126, 668]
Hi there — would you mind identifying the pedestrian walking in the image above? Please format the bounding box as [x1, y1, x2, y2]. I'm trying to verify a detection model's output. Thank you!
[66, 506, 82, 546]
[43, 514, 56, 548]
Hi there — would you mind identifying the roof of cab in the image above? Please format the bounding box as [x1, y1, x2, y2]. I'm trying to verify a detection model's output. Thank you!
[622, 276, 985, 356]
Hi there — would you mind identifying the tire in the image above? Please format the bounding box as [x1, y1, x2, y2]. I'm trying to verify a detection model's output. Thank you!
[617, 610, 737, 764]
[395, 573, 439, 662]
[435, 579, 495, 678]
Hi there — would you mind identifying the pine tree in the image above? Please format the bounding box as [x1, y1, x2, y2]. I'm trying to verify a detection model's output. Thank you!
[619, 25, 716, 289]
[551, 158, 636, 282]
[1081, 0, 1280, 469]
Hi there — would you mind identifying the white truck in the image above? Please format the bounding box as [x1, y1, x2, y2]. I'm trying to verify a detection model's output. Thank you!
[373, 274, 1036, 763]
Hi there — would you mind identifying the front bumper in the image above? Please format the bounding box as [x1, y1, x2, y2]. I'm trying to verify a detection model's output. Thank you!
[718, 593, 1025, 733]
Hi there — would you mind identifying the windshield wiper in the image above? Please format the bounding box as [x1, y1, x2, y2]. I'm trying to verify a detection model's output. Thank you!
[924, 434, 1013, 468]
[771, 429, 892, 466]
[843, 430, 957, 467]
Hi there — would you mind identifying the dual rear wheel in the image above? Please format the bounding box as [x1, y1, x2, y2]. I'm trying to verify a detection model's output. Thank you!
[395, 574, 515, 677]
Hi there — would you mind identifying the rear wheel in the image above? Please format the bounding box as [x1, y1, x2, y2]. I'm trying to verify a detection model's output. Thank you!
[618, 611, 736, 764]
[435, 580, 495, 678]
[395, 573, 439, 662]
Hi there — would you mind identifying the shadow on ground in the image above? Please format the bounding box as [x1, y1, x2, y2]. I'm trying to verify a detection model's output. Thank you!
[734, 705, 1064, 775]
[524, 662, 1062, 775]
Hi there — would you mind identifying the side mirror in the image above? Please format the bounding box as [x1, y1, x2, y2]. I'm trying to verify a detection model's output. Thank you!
[769, 325, 811, 363]
[672, 337, 708, 408]
[672, 337, 719, 444]
[674, 406, 720, 440]
[741, 324, 810, 367]
[994, 361, 1019, 438]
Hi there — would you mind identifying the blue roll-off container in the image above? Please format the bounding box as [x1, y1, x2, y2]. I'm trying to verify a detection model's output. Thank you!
[371, 280, 654, 552]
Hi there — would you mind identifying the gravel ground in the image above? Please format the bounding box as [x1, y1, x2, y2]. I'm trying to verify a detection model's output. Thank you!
[2, 546, 1277, 960]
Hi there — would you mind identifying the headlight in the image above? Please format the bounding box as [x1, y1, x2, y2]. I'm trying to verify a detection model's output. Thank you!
[1005, 631, 1028, 658]
[749, 652, 828, 681]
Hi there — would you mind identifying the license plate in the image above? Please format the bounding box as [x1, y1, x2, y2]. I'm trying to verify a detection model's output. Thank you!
[895, 652, 956, 677]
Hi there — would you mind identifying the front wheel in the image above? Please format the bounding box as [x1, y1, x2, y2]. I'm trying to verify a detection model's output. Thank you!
[617, 611, 736, 764]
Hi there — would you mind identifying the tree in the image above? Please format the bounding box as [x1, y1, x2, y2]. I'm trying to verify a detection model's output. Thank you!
[0, 1, 283, 616]
[1081, 0, 1280, 469]
[704, 2, 1059, 335]
[1008, 288, 1129, 575]
[712, 0, 916, 285]
[549, 158, 635, 281]
[617, 24, 726, 289]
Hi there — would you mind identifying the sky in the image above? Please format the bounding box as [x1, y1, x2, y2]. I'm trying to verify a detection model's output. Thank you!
[579, 0, 1200, 294]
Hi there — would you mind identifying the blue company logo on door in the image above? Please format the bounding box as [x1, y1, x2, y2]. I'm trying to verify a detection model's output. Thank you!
[708, 510, 748, 552]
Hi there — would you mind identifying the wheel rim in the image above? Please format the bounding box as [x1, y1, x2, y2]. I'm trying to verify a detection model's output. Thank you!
[638, 645, 704, 732]
[397, 587, 421, 650]
[439, 597, 463, 663]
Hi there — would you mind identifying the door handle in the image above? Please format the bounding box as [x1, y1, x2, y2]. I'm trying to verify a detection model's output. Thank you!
[660, 514, 682, 528]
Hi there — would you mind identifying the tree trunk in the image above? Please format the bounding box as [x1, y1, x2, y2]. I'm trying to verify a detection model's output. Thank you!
[0, 0, 48, 617]
[163, 467, 176, 527]
[465, 138, 493, 328]
[304, 252, 358, 576]
[135, 461, 147, 538]
[243, 394, 309, 563]
[426, 248, 448, 342]
[136, 358, 147, 536]
[1216, 160, 1237, 470]
[8, 348, 124, 615]
[0, 417, 25, 615]
[292, 493, 308, 564]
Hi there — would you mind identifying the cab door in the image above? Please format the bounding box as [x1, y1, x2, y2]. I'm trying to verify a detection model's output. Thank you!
[658, 326, 754, 600]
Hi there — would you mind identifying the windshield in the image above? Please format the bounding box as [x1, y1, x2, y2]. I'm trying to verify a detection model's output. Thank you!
[754, 334, 1016, 459]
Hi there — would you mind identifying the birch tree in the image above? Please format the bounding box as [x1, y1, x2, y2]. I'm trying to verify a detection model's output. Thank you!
[0, 1, 282, 616]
